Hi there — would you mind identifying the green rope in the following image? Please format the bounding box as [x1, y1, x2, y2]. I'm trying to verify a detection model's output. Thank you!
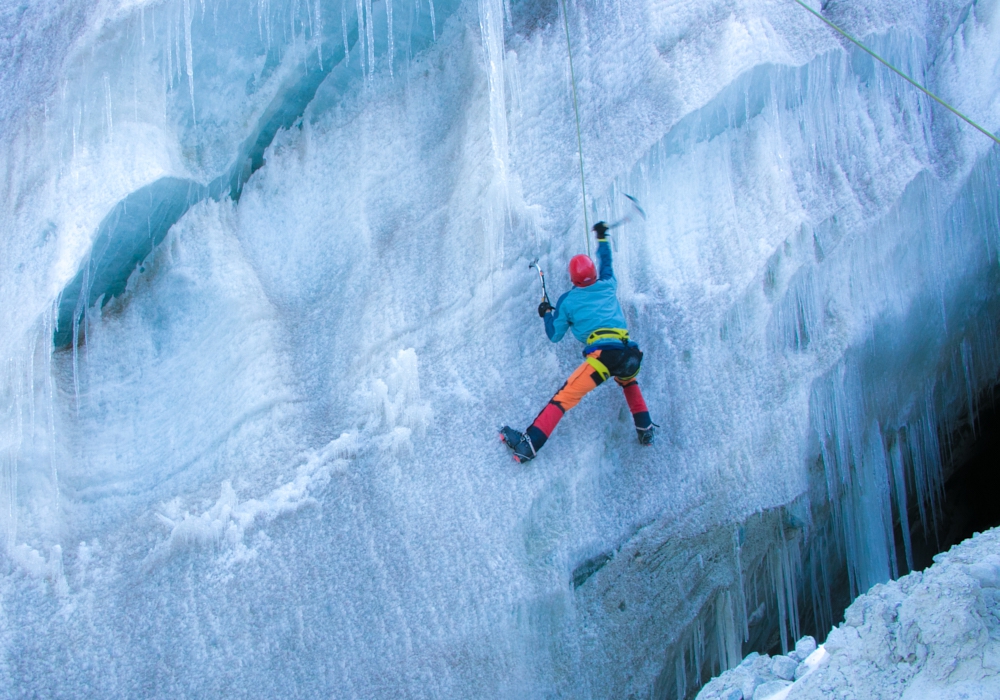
[560, 0, 590, 256]
[793, 0, 1000, 147]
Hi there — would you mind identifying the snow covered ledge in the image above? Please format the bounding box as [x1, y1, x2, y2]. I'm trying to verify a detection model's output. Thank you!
[696, 527, 1000, 700]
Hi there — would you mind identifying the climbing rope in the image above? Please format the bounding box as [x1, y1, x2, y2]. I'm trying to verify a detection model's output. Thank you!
[560, 0, 591, 256]
[793, 0, 1000, 147]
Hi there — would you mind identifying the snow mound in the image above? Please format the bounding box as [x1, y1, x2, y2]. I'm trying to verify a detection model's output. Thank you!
[697, 527, 1000, 700]
[146, 432, 357, 568]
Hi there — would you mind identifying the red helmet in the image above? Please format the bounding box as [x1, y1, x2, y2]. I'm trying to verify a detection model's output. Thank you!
[569, 254, 597, 287]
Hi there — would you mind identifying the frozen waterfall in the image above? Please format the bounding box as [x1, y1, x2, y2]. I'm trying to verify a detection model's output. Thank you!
[1, 0, 998, 697]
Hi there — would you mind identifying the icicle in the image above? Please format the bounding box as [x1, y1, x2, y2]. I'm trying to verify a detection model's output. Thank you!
[342, 2, 350, 66]
[782, 539, 801, 644]
[714, 590, 741, 673]
[889, 434, 914, 572]
[184, 0, 196, 125]
[356, 0, 366, 75]
[921, 388, 945, 538]
[905, 421, 932, 541]
[166, 16, 174, 89]
[71, 262, 90, 418]
[174, 11, 182, 85]
[866, 421, 896, 584]
[45, 306, 59, 522]
[364, 0, 375, 80]
[386, 0, 393, 78]
[961, 338, 976, 430]
[267, 0, 273, 50]
[692, 616, 703, 686]
[733, 525, 749, 642]
[770, 547, 789, 654]
[820, 534, 834, 634]
[428, 0, 436, 41]
[809, 534, 832, 639]
[103, 74, 113, 143]
[477, 0, 511, 279]
[314, 0, 323, 67]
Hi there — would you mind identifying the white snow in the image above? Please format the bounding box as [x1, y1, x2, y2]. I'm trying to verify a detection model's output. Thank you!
[697, 527, 1000, 700]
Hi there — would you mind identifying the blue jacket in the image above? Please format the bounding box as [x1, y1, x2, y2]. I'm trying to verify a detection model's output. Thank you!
[544, 240, 628, 350]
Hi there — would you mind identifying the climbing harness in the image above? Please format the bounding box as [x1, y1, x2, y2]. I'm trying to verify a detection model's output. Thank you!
[793, 0, 1000, 147]
[585, 355, 611, 381]
[586, 327, 630, 345]
[560, 0, 591, 256]
[583, 341, 644, 382]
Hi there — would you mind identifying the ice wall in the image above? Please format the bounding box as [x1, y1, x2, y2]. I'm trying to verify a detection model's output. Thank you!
[602, 19, 1000, 619]
[50, 0, 451, 345]
[1, 0, 999, 698]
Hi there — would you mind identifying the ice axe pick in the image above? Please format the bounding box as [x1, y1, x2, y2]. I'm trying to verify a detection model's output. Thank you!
[529, 258, 549, 303]
[607, 193, 647, 230]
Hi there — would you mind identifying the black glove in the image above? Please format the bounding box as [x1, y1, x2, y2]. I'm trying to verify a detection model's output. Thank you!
[538, 300, 554, 317]
[593, 221, 609, 240]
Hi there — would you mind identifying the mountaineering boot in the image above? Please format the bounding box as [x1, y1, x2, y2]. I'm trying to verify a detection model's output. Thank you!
[636, 423, 658, 446]
[500, 426, 537, 463]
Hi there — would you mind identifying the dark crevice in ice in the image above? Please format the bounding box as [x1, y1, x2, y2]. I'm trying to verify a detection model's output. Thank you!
[903, 380, 1000, 572]
[53, 178, 208, 348]
[210, 24, 359, 204]
[764, 369, 1000, 663]
[572, 551, 612, 588]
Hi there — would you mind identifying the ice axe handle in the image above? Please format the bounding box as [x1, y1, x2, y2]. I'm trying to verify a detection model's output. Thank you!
[529, 259, 549, 302]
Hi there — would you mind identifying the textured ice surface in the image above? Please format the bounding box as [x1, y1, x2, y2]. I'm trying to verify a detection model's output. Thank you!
[1, 0, 1000, 697]
[696, 527, 1000, 700]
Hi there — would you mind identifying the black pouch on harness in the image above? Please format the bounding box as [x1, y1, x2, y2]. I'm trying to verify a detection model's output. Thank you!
[598, 341, 643, 380]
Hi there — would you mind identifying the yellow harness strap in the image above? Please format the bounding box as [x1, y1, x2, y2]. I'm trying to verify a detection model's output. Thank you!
[585, 355, 611, 381]
[616, 366, 640, 382]
[586, 327, 629, 345]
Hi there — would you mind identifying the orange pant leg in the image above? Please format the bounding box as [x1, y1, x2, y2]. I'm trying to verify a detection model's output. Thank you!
[526, 352, 608, 450]
[551, 356, 606, 411]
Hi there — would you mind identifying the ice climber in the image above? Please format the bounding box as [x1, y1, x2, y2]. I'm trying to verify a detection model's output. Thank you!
[501, 222, 656, 463]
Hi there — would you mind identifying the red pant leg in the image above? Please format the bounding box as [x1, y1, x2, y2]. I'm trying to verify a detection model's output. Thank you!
[616, 378, 652, 429]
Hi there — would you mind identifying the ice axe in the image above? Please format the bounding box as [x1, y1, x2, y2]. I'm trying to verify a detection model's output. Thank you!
[606, 193, 647, 230]
[529, 258, 549, 303]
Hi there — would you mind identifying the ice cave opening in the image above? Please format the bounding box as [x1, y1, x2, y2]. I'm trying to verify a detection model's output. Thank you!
[916, 380, 1000, 568]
